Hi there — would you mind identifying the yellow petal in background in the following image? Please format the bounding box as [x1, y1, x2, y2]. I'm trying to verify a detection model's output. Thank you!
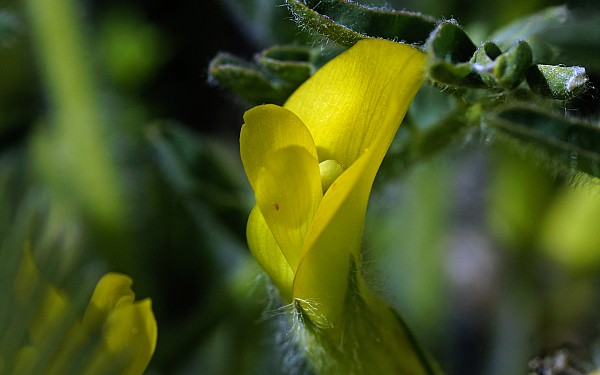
[84, 273, 157, 375]
[240, 104, 318, 192]
[255, 146, 322, 271]
[15, 245, 70, 344]
[11, 247, 157, 375]
[284, 39, 426, 168]
[83, 273, 135, 329]
[102, 298, 157, 375]
[540, 181, 600, 271]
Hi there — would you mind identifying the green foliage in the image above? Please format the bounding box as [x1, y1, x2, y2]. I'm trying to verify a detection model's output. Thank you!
[99, 7, 169, 90]
[211, 2, 590, 109]
[209, 45, 317, 105]
[487, 105, 600, 177]
[286, 0, 436, 46]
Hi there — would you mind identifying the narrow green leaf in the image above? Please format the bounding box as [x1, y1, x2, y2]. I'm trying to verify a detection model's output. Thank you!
[488, 106, 600, 177]
[209, 51, 309, 105]
[256, 45, 314, 84]
[481, 42, 503, 61]
[426, 21, 476, 63]
[425, 22, 482, 88]
[286, 0, 437, 47]
[286, 0, 364, 46]
[209, 45, 324, 105]
[489, 5, 568, 52]
[428, 61, 484, 88]
[26, 0, 126, 231]
[146, 122, 249, 237]
[493, 40, 532, 89]
[209, 53, 284, 104]
[472, 41, 502, 87]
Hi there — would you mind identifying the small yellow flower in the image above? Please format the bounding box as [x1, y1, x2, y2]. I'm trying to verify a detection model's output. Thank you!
[10, 247, 157, 375]
[83, 273, 157, 375]
[240, 39, 426, 325]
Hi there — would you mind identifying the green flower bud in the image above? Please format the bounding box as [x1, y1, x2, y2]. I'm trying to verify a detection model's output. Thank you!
[526, 64, 589, 100]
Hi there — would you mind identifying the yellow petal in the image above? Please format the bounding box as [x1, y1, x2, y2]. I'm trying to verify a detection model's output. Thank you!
[83, 273, 157, 375]
[83, 273, 135, 329]
[12, 346, 38, 374]
[240, 104, 318, 192]
[247, 206, 295, 300]
[540, 181, 600, 271]
[291, 40, 427, 325]
[15, 244, 70, 344]
[292, 147, 376, 325]
[103, 299, 157, 375]
[284, 39, 426, 168]
[255, 146, 322, 271]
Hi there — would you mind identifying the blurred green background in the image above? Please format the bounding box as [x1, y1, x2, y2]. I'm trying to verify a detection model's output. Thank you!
[1, 0, 600, 374]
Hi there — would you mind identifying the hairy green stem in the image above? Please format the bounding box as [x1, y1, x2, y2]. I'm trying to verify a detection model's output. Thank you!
[293, 257, 442, 375]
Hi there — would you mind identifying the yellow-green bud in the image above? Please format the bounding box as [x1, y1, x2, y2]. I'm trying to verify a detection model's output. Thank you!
[319, 160, 344, 192]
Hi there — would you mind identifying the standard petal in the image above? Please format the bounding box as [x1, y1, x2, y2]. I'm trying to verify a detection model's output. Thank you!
[255, 146, 322, 272]
[247, 206, 295, 300]
[240, 104, 318, 192]
[291, 40, 426, 325]
[284, 39, 426, 168]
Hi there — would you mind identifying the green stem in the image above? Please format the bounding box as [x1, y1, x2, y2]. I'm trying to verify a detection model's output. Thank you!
[25, 0, 125, 229]
[295, 257, 443, 375]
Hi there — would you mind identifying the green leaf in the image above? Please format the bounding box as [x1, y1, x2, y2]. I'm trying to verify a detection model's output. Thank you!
[208, 53, 285, 105]
[471, 41, 502, 87]
[493, 40, 532, 89]
[425, 21, 484, 88]
[525, 64, 589, 100]
[256, 45, 314, 85]
[209, 49, 315, 105]
[286, 0, 437, 47]
[489, 5, 568, 52]
[146, 122, 249, 231]
[488, 106, 600, 177]
[426, 21, 476, 63]
[428, 61, 483, 88]
[473, 41, 502, 63]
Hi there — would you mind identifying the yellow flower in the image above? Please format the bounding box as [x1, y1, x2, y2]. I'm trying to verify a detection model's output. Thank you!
[240, 39, 426, 325]
[9, 247, 157, 375]
[82, 273, 158, 375]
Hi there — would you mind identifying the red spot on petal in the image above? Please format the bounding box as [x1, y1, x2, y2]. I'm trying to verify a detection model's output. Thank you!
[274, 203, 280, 211]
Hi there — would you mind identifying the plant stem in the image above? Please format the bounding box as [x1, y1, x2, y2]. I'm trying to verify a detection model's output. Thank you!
[25, 0, 125, 228]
